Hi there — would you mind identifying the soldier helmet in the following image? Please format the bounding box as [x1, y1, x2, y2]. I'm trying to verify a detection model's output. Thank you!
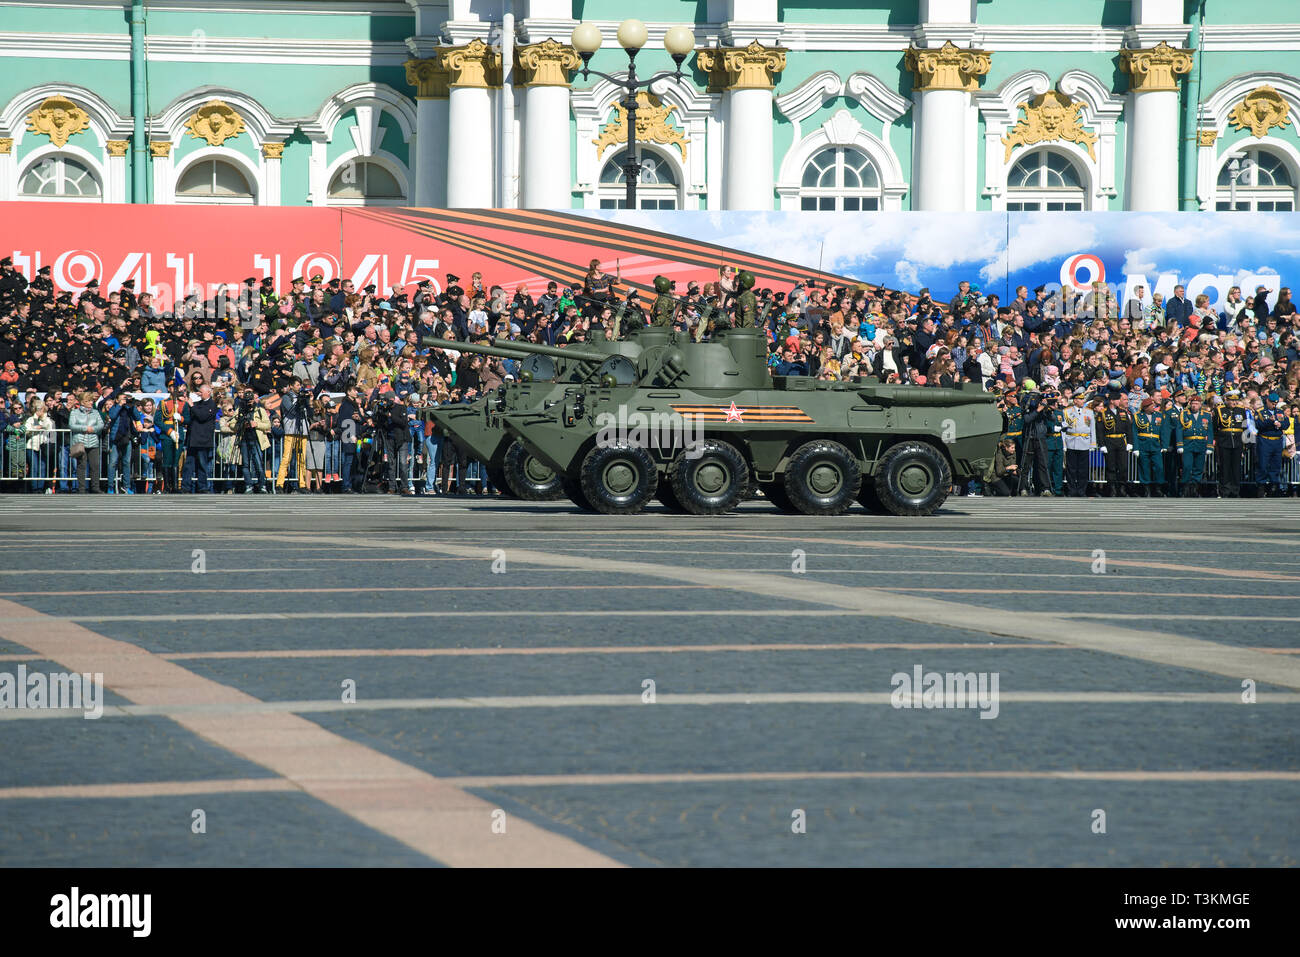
[653, 275, 671, 293]
[738, 270, 756, 290]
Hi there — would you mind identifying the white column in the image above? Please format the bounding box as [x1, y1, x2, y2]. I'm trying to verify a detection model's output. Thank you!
[261, 143, 282, 206]
[150, 142, 173, 204]
[724, 88, 775, 209]
[1127, 89, 1180, 210]
[905, 42, 990, 212]
[447, 86, 494, 207]
[105, 141, 129, 203]
[913, 89, 967, 210]
[442, 40, 500, 208]
[0, 139, 13, 201]
[698, 42, 785, 210]
[522, 85, 571, 207]
[414, 98, 448, 206]
[405, 58, 450, 208]
[1121, 42, 1193, 211]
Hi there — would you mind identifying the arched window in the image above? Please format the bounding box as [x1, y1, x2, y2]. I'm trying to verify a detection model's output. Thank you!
[328, 159, 406, 205]
[19, 155, 101, 200]
[1005, 149, 1086, 211]
[798, 146, 880, 211]
[1216, 148, 1295, 211]
[175, 158, 255, 204]
[598, 148, 679, 209]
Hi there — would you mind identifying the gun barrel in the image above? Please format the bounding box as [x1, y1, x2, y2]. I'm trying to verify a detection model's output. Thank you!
[422, 336, 607, 364]
[421, 338, 533, 361]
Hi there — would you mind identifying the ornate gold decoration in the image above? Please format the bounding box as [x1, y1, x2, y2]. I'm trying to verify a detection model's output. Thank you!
[904, 41, 991, 93]
[25, 95, 91, 147]
[261, 141, 284, 159]
[694, 41, 786, 92]
[149, 140, 172, 158]
[1198, 129, 1219, 147]
[404, 57, 449, 99]
[439, 39, 502, 89]
[515, 39, 581, 88]
[0, 138, 12, 154]
[1228, 85, 1292, 138]
[104, 139, 130, 157]
[1120, 41, 1194, 93]
[1001, 89, 1098, 162]
[184, 99, 246, 146]
[592, 92, 687, 160]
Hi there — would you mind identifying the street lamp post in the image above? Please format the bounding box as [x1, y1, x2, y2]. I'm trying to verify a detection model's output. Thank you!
[1226, 153, 1257, 210]
[571, 19, 695, 209]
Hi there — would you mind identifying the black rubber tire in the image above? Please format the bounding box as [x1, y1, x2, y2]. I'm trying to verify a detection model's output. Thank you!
[782, 439, 861, 516]
[502, 440, 564, 500]
[579, 443, 658, 515]
[858, 480, 888, 514]
[760, 482, 797, 512]
[656, 482, 689, 513]
[486, 464, 516, 499]
[668, 440, 749, 515]
[873, 441, 952, 516]
[560, 475, 595, 511]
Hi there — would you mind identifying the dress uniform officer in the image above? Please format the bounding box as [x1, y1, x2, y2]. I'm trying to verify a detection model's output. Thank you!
[734, 271, 759, 327]
[1213, 391, 1247, 497]
[1061, 391, 1097, 497]
[1175, 393, 1214, 496]
[1045, 392, 1065, 495]
[651, 276, 676, 327]
[1163, 391, 1188, 495]
[1133, 397, 1166, 496]
[1096, 391, 1134, 496]
[1255, 392, 1291, 495]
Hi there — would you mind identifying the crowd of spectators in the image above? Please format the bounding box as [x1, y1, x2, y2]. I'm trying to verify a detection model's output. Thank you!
[0, 253, 1296, 497]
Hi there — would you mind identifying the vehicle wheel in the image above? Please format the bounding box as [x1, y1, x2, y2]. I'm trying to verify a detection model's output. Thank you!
[760, 482, 796, 512]
[579, 444, 658, 515]
[656, 482, 688, 513]
[486, 464, 516, 499]
[560, 475, 595, 512]
[668, 440, 749, 515]
[873, 441, 952, 516]
[502, 440, 564, 500]
[782, 439, 861, 515]
[858, 480, 888, 514]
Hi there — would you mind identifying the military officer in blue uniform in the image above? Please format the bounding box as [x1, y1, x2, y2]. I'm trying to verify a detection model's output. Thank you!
[1133, 396, 1166, 497]
[1175, 393, 1214, 497]
[1255, 392, 1292, 496]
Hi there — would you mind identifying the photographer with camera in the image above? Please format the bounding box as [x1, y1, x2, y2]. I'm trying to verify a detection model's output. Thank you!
[275, 376, 310, 493]
[1018, 384, 1055, 496]
[234, 388, 271, 493]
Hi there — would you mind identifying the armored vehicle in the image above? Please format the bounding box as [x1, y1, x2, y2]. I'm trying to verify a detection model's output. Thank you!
[421, 325, 671, 498]
[498, 325, 1001, 516]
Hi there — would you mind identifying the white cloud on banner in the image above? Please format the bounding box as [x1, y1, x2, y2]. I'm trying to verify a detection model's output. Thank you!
[576, 211, 1300, 298]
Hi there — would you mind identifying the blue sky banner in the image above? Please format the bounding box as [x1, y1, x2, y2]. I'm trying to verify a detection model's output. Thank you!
[585, 210, 1296, 311]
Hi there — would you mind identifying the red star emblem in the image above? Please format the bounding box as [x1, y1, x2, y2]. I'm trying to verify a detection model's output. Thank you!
[724, 401, 746, 423]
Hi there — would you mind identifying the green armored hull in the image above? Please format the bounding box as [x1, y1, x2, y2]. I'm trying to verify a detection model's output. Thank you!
[422, 326, 670, 498]
[498, 326, 1001, 516]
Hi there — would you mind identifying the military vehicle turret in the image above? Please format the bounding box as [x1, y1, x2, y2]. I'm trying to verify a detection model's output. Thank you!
[498, 325, 1001, 516]
[421, 326, 672, 498]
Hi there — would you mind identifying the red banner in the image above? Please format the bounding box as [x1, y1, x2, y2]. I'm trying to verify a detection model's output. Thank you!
[1, 204, 867, 310]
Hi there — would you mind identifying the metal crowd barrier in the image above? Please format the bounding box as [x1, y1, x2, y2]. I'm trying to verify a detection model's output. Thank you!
[1085, 445, 1298, 487]
[0, 425, 491, 494]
